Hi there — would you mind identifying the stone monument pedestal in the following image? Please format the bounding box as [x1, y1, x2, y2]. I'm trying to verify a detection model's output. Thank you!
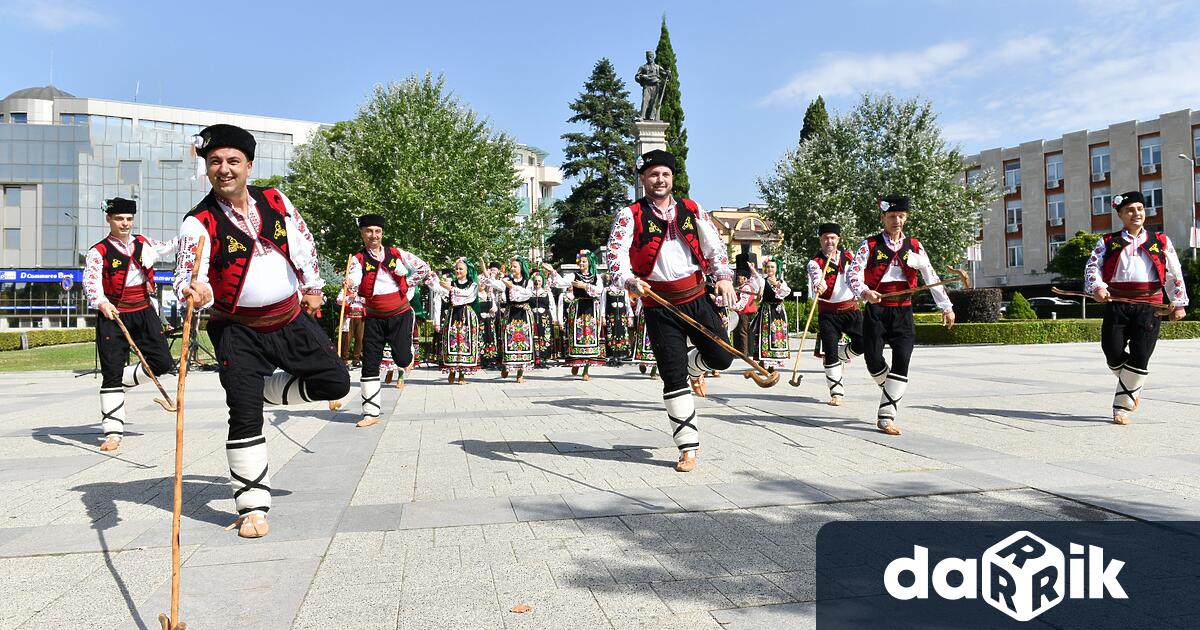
[633, 120, 668, 199]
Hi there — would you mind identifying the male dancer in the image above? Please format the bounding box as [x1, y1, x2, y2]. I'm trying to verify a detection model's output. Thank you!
[84, 197, 178, 451]
[848, 195, 954, 435]
[1085, 191, 1188, 424]
[344, 214, 432, 427]
[606, 149, 734, 472]
[807, 223, 864, 406]
[176, 123, 349, 538]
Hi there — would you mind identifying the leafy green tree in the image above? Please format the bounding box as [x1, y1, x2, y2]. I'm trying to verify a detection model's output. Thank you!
[799, 96, 829, 143]
[284, 74, 521, 268]
[1047, 231, 1101, 281]
[1006, 291, 1038, 320]
[758, 93, 995, 270]
[655, 16, 690, 197]
[548, 59, 637, 261]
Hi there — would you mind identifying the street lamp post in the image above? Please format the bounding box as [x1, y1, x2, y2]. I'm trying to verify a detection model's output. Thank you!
[1178, 153, 1197, 259]
[63, 210, 79, 328]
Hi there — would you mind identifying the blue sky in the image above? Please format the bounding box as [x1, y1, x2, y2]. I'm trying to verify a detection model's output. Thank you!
[3, 0, 1199, 208]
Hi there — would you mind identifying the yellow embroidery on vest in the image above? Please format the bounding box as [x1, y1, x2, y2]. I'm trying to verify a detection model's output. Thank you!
[682, 216, 694, 231]
[1149, 242, 1160, 253]
[226, 235, 247, 254]
[647, 222, 662, 234]
[273, 220, 286, 240]
[875, 250, 888, 261]
[388, 259, 396, 269]
[111, 259, 122, 268]
[902, 251, 911, 262]
[365, 263, 375, 272]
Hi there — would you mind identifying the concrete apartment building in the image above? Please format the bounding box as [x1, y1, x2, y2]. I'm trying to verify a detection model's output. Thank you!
[964, 108, 1200, 291]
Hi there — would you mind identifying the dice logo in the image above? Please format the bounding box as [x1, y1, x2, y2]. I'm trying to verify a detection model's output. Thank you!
[982, 531, 1064, 621]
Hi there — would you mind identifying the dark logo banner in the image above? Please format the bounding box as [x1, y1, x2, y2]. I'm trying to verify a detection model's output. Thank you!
[816, 521, 1200, 629]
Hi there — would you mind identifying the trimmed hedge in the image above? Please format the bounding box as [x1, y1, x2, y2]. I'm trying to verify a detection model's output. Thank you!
[1006, 291, 1038, 320]
[916, 319, 1200, 345]
[949, 288, 1002, 323]
[27, 328, 93, 348]
[0, 332, 21, 351]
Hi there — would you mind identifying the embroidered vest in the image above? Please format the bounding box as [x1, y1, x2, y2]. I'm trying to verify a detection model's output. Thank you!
[1100, 230, 1168, 286]
[811, 249, 854, 300]
[862, 233, 921, 292]
[185, 186, 297, 315]
[627, 198, 707, 278]
[93, 235, 153, 308]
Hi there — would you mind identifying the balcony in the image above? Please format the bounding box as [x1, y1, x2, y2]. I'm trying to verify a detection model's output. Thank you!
[1049, 217, 1064, 226]
[1006, 223, 1021, 233]
[1045, 179, 1061, 189]
[1091, 171, 1108, 182]
[1141, 163, 1159, 175]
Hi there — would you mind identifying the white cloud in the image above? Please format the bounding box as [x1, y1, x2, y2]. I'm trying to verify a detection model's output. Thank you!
[761, 42, 970, 107]
[985, 34, 1056, 65]
[2, 0, 107, 31]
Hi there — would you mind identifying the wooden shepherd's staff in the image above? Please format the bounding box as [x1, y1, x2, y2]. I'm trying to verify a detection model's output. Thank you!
[158, 234, 203, 630]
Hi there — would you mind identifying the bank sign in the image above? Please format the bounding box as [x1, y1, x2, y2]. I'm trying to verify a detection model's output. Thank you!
[0, 268, 173, 284]
[817, 521, 1200, 628]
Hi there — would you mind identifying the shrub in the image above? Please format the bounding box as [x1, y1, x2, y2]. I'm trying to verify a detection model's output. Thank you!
[1006, 291, 1038, 320]
[26, 328, 93, 348]
[0, 332, 21, 351]
[948, 288, 1001, 323]
[915, 319, 1200, 345]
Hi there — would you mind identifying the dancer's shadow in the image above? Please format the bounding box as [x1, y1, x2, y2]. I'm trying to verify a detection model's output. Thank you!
[31, 426, 154, 470]
[533, 397, 664, 414]
[910, 404, 1105, 425]
[70, 474, 288, 630]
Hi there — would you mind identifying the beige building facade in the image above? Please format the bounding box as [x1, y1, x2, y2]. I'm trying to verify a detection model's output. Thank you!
[965, 108, 1200, 289]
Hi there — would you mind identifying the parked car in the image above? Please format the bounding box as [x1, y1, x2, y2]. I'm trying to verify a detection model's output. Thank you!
[1027, 297, 1079, 307]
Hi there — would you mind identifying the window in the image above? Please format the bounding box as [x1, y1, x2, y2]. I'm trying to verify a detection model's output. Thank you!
[1194, 172, 1199, 204]
[1048, 234, 1067, 259]
[966, 168, 983, 184]
[1092, 186, 1112, 215]
[1004, 161, 1021, 191]
[1194, 127, 1200, 160]
[1090, 145, 1110, 180]
[515, 182, 529, 198]
[10, 113, 27, 124]
[59, 113, 89, 125]
[1139, 136, 1162, 171]
[1046, 193, 1065, 222]
[1141, 181, 1163, 215]
[118, 160, 141, 186]
[4, 186, 20, 207]
[1045, 154, 1064, 186]
[1007, 239, 1024, 267]
[0, 113, 5, 123]
[4, 229, 19, 249]
[1005, 199, 1022, 232]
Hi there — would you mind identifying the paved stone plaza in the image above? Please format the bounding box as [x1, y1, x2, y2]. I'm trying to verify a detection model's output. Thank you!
[2, 340, 1199, 629]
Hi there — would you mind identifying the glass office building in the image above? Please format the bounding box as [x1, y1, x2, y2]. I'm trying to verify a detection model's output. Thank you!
[0, 86, 324, 328]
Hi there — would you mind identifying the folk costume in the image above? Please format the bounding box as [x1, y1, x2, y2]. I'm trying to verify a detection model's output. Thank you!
[337, 291, 365, 366]
[346, 214, 433, 425]
[749, 258, 791, 369]
[175, 124, 350, 535]
[487, 257, 537, 381]
[530, 273, 558, 368]
[85, 197, 178, 450]
[477, 263, 502, 368]
[605, 149, 734, 470]
[434, 258, 482, 383]
[604, 280, 634, 364]
[550, 250, 607, 378]
[807, 223, 865, 405]
[847, 195, 952, 435]
[1084, 191, 1189, 424]
[631, 299, 658, 378]
[731, 265, 760, 356]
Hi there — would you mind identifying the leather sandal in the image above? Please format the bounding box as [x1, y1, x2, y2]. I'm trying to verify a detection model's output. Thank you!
[356, 416, 379, 428]
[236, 513, 269, 539]
[877, 419, 902, 435]
[675, 450, 699, 472]
[99, 436, 121, 452]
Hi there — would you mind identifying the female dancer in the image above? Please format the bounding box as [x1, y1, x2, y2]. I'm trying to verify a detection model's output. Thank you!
[604, 282, 633, 365]
[631, 297, 658, 379]
[546, 250, 606, 381]
[530, 270, 558, 368]
[477, 263, 501, 369]
[435, 258, 482, 384]
[487, 256, 536, 383]
[750, 256, 791, 371]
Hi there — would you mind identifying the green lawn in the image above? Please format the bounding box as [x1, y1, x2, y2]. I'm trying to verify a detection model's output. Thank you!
[0, 333, 214, 373]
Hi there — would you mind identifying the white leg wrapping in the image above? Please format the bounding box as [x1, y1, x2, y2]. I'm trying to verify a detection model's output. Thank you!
[871, 365, 890, 388]
[825, 362, 845, 398]
[226, 437, 271, 515]
[686, 348, 712, 378]
[262, 371, 310, 406]
[361, 376, 381, 417]
[100, 387, 125, 438]
[121, 363, 144, 389]
[664, 388, 699, 452]
[878, 373, 908, 424]
[1113, 366, 1147, 414]
[837, 342, 861, 363]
